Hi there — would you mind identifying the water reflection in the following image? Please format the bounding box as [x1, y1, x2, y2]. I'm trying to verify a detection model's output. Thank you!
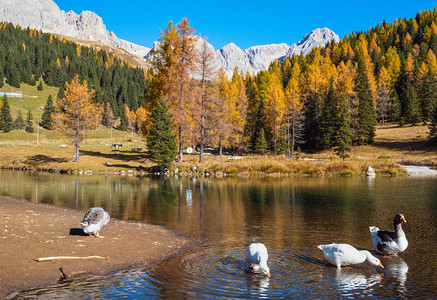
[323, 266, 381, 295]
[1, 171, 437, 299]
[382, 256, 409, 297]
[244, 273, 270, 299]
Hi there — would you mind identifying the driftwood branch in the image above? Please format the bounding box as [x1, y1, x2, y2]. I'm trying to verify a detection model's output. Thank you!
[35, 255, 108, 262]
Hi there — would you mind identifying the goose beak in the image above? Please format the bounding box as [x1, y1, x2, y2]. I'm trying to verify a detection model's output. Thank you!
[378, 262, 384, 269]
[401, 216, 407, 223]
[266, 273, 271, 277]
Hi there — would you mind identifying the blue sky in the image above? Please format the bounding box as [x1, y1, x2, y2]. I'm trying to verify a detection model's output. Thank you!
[55, 0, 437, 50]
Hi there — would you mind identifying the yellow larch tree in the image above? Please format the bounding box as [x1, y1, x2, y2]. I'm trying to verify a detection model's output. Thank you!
[416, 62, 429, 86]
[232, 76, 248, 154]
[213, 69, 233, 155]
[355, 34, 377, 101]
[337, 60, 357, 122]
[135, 106, 151, 136]
[52, 75, 102, 162]
[283, 60, 304, 159]
[384, 46, 401, 87]
[125, 104, 136, 132]
[404, 53, 415, 82]
[425, 49, 437, 74]
[149, 18, 198, 163]
[265, 72, 285, 155]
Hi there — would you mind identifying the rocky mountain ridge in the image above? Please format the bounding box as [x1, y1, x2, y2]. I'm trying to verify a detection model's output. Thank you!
[0, 0, 151, 58]
[0, 0, 339, 74]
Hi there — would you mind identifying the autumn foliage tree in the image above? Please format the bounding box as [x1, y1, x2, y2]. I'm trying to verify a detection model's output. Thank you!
[283, 59, 304, 158]
[148, 18, 198, 163]
[194, 38, 217, 163]
[53, 75, 102, 162]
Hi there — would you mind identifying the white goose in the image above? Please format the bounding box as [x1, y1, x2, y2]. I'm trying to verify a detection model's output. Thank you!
[80, 207, 110, 238]
[318, 243, 384, 269]
[246, 243, 271, 277]
[369, 213, 408, 256]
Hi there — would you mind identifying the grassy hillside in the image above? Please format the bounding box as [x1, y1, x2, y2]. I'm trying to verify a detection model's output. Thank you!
[0, 81, 58, 120]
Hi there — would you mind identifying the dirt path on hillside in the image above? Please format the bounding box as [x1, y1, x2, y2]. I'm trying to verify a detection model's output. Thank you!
[0, 196, 194, 298]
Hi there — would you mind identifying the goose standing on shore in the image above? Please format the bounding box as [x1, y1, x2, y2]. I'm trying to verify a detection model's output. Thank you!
[370, 213, 408, 256]
[318, 243, 384, 269]
[246, 243, 271, 277]
[80, 207, 110, 238]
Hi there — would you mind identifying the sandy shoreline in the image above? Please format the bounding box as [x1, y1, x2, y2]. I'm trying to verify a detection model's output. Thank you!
[0, 196, 194, 298]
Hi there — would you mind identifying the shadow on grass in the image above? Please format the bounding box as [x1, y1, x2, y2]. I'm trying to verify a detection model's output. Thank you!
[372, 139, 437, 151]
[80, 150, 150, 162]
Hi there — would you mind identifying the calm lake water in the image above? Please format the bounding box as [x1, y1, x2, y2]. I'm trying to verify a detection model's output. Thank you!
[2, 170, 437, 299]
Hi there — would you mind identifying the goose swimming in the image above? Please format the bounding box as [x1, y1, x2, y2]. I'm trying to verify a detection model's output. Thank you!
[318, 243, 384, 269]
[246, 243, 271, 277]
[80, 207, 110, 238]
[370, 213, 408, 256]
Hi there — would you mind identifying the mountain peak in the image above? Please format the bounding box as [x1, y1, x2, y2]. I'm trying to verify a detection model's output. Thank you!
[287, 27, 339, 57]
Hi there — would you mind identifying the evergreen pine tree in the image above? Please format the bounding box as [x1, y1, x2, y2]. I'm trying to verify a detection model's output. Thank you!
[355, 55, 377, 144]
[57, 86, 65, 100]
[390, 89, 402, 122]
[419, 68, 437, 122]
[429, 104, 437, 140]
[29, 76, 36, 86]
[5, 52, 20, 88]
[15, 109, 24, 130]
[320, 79, 337, 149]
[37, 80, 43, 91]
[146, 97, 178, 167]
[0, 67, 3, 88]
[252, 99, 268, 152]
[0, 95, 13, 132]
[333, 95, 352, 158]
[404, 81, 422, 125]
[7, 61, 20, 88]
[41, 95, 54, 129]
[255, 128, 268, 155]
[118, 101, 127, 131]
[25, 109, 34, 133]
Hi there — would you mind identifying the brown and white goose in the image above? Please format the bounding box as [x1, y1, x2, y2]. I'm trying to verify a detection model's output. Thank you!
[369, 214, 408, 256]
[80, 207, 110, 238]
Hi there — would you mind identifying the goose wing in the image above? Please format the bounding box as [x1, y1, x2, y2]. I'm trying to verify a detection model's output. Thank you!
[376, 230, 397, 241]
[81, 208, 105, 225]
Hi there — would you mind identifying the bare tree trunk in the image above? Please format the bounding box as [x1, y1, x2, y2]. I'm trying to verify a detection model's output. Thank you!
[219, 137, 223, 156]
[274, 119, 277, 156]
[75, 118, 80, 162]
[287, 117, 291, 158]
[239, 135, 244, 156]
[291, 119, 296, 160]
[178, 124, 183, 163]
[199, 78, 206, 164]
[200, 113, 204, 163]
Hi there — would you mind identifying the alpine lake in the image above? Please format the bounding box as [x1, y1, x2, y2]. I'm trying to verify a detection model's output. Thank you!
[1, 170, 436, 299]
